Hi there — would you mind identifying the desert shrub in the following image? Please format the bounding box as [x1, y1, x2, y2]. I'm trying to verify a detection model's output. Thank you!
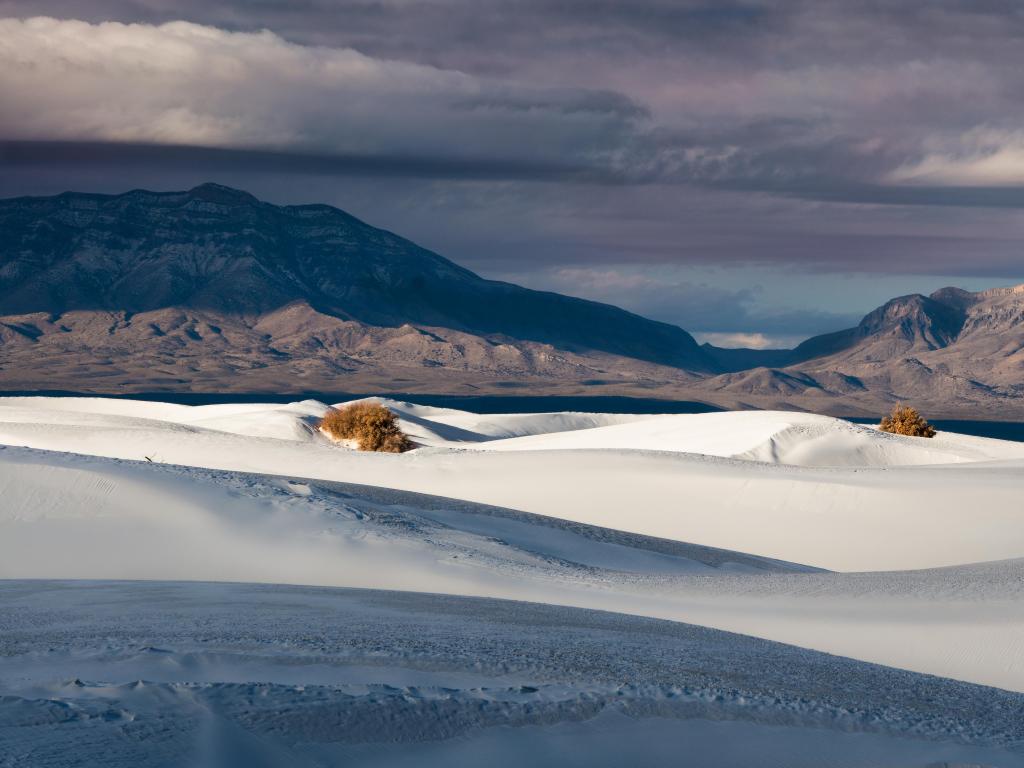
[319, 402, 413, 452]
[878, 403, 936, 438]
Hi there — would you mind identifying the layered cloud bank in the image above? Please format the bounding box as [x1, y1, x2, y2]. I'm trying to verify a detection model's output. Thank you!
[3, 3, 1024, 339]
[6, 9, 1024, 195]
[0, 16, 645, 178]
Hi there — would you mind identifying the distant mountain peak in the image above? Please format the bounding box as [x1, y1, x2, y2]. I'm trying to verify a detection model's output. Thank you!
[928, 286, 978, 312]
[0, 184, 714, 372]
[5, 183, 1020, 412]
[185, 182, 261, 205]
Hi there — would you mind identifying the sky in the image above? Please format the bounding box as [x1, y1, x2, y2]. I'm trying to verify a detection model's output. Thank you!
[2, 2, 1023, 347]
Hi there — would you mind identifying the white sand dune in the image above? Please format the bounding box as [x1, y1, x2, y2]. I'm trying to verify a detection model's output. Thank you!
[475, 408, 1024, 465]
[1, 397, 1023, 571]
[2, 396, 1024, 763]
[4, 581, 1021, 768]
[5, 395, 1022, 465]
[365, 397, 1024, 465]
[1, 439, 1023, 691]
[0, 444, 805, 588]
[375, 399, 663, 446]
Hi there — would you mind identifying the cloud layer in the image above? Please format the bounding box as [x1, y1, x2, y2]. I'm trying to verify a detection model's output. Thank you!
[7, 8, 1024, 198]
[0, 16, 647, 179]
[2, 3, 1023, 341]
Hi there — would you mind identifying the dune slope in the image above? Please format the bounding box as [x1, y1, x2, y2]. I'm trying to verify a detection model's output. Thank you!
[1, 398, 1023, 571]
[3, 396, 1024, 764]
[2, 442, 1023, 691]
[2, 580, 1022, 768]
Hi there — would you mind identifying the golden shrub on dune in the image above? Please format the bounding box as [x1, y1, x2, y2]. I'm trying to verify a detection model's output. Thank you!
[879, 404, 936, 438]
[318, 402, 413, 452]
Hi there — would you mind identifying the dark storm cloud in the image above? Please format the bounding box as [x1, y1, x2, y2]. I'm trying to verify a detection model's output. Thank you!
[5, 4, 1024, 204]
[1, 0, 1023, 337]
[0, 141, 624, 184]
[4, 1, 1022, 71]
[0, 1, 781, 55]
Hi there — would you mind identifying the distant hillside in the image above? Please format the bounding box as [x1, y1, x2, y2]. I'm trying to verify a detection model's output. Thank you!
[700, 284, 1024, 417]
[0, 183, 716, 369]
[0, 183, 1021, 417]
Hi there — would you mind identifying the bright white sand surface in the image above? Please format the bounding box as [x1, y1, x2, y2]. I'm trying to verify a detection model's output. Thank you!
[0, 396, 1023, 693]
[1, 397, 1022, 571]
[4, 580, 1021, 768]
[2, 396, 1024, 765]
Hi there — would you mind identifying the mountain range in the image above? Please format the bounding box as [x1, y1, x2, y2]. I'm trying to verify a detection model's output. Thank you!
[1, 183, 1021, 417]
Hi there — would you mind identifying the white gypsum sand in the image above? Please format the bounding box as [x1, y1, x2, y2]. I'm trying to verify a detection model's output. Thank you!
[1, 397, 1023, 571]
[1, 396, 1023, 766]
[1, 580, 1022, 768]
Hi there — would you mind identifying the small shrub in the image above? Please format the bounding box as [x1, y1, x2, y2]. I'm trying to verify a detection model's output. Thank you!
[878, 404, 936, 438]
[319, 402, 413, 452]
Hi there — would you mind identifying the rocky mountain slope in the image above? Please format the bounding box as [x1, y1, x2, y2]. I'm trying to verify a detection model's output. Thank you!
[0, 183, 711, 369]
[704, 284, 1024, 417]
[0, 183, 1021, 416]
